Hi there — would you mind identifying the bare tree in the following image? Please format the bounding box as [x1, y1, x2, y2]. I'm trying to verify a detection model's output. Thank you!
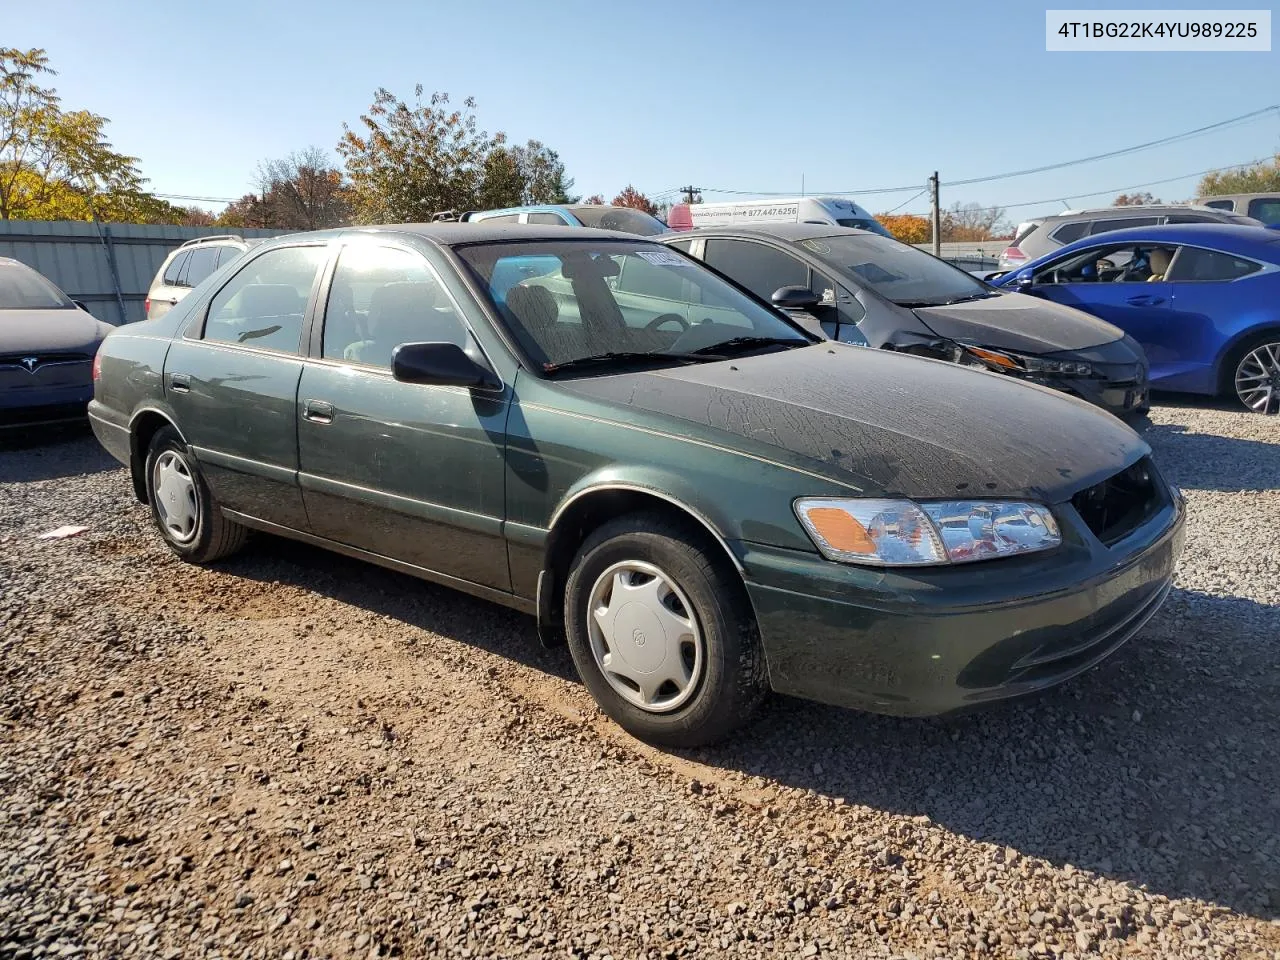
[940, 202, 1009, 241]
[254, 146, 349, 230]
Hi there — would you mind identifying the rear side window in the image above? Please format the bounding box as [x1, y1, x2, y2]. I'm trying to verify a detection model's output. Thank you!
[1164, 214, 1216, 224]
[181, 247, 220, 286]
[480, 213, 520, 224]
[1247, 199, 1280, 224]
[1049, 221, 1088, 244]
[203, 246, 326, 353]
[1087, 217, 1158, 236]
[703, 239, 808, 302]
[1167, 247, 1261, 282]
[162, 252, 190, 286]
[527, 212, 566, 225]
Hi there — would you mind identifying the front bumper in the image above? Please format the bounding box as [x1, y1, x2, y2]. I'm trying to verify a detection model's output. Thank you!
[738, 489, 1184, 716]
[1041, 373, 1148, 416]
[0, 382, 93, 428]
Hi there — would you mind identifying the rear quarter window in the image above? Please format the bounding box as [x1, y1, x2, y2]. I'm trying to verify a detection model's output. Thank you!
[1049, 221, 1088, 244]
[161, 252, 190, 286]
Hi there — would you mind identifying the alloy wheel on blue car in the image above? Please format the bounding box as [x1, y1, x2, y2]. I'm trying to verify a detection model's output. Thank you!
[1234, 341, 1280, 415]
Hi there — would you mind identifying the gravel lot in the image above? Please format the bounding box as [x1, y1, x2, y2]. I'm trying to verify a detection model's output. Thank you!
[2, 401, 1278, 960]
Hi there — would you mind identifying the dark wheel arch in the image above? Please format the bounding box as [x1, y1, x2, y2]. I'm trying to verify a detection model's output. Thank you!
[537, 488, 746, 649]
[128, 409, 185, 504]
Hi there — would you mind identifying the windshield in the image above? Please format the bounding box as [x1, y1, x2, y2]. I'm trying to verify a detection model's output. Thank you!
[798, 233, 991, 306]
[456, 240, 810, 373]
[0, 263, 74, 310]
[569, 206, 668, 236]
[834, 217, 892, 238]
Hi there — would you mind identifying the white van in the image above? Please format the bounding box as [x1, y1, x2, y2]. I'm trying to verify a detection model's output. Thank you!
[667, 196, 891, 237]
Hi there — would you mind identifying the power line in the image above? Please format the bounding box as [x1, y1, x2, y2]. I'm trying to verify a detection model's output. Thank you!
[883, 187, 927, 214]
[687, 105, 1280, 198]
[154, 192, 238, 203]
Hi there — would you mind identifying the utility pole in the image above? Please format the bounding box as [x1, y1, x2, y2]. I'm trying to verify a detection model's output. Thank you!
[680, 185, 702, 204]
[929, 171, 941, 258]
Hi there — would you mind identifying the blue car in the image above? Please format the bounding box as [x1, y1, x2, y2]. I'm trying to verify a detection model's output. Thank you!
[991, 224, 1280, 414]
[460, 204, 669, 236]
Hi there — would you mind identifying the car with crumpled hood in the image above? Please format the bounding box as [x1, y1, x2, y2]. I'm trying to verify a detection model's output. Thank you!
[658, 224, 1151, 417]
[87, 223, 1185, 747]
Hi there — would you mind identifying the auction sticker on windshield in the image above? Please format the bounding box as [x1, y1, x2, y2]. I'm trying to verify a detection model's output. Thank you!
[636, 250, 693, 267]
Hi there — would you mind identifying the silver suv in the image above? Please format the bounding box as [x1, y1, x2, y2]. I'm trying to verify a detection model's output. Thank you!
[998, 204, 1261, 271]
[146, 236, 254, 321]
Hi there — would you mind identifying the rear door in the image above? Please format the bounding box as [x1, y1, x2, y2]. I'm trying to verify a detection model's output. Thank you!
[296, 240, 511, 589]
[163, 242, 330, 530]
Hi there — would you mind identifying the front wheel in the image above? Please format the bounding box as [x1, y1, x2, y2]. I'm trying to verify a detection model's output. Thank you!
[563, 513, 768, 748]
[144, 425, 248, 563]
[1231, 336, 1280, 414]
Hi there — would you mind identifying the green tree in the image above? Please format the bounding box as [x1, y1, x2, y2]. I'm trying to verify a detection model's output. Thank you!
[338, 88, 500, 223]
[0, 47, 176, 222]
[1197, 156, 1280, 197]
[476, 145, 524, 210]
[511, 140, 575, 203]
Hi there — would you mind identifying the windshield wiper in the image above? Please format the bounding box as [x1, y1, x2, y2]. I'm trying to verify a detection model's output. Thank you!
[897, 293, 999, 308]
[542, 351, 713, 376]
[689, 336, 806, 356]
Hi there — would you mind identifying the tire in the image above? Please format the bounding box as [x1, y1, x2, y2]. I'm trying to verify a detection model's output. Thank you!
[563, 512, 768, 748]
[144, 425, 248, 563]
[1224, 333, 1280, 415]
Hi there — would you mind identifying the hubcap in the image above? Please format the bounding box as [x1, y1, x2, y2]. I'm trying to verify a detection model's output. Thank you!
[153, 450, 199, 543]
[1236, 342, 1280, 415]
[585, 560, 705, 713]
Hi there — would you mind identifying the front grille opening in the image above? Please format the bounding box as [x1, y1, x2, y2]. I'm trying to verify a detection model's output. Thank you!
[1072, 457, 1163, 546]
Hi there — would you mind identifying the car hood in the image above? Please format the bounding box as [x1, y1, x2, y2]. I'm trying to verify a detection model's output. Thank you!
[0, 308, 112, 353]
[558, 345, 1146, 503]
[912, 292, 1123, 354]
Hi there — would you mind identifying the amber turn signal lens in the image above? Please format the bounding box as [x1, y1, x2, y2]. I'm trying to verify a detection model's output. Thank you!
[966, 347, 1019, 370]
[804, 506, 877, 555]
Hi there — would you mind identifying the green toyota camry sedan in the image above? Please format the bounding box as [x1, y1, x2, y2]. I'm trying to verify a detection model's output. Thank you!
[89, 224, 1185, 747]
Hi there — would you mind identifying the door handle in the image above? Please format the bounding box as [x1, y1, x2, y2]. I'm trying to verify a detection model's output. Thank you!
[169, 373, 191, 394]
[1125, 294, 1164, 306]
[303, 399, 335, 424]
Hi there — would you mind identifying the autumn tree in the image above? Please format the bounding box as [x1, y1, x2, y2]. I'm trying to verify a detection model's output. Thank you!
[0, 47, 178, 223]
[252, 147, 349, 229]
[1113, 191, 1160, 206]
[940, 202, 1009, 241]
[1198, 156, 1280, 197]
[875, 213, 931, 245]
[611, 185, 658, 215]
[583, 194, 604, 205]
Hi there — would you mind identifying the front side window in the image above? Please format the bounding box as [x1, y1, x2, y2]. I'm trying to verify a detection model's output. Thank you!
[162, 252, 190, 286]
[796, 233, 992, 307]
[181, 247, 220, 287]
[203, 245, 326, 353]
[703, 239, 808, 302]
[1165, 247, 1261, 283]
[322, 245, 468, 367]
[1247, 198, 1280, 224]
[456, 240, 809, 372]
[479, 213, 521, 224]
[1033, 243, 1177, 284]
[0, 263, 74, 310]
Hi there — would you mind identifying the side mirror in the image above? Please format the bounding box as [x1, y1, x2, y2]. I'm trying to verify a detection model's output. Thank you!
[1013, 268, 1034, 290]
[391, 342, 500, 391]
[771, 285, 822, 310]
[982, 271, 1006, 282]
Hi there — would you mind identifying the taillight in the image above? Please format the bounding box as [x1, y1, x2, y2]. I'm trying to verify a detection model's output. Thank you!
[144, 295, 150, 317]
[1000, 247, 1027, 262]
[92, 350, 102, 381]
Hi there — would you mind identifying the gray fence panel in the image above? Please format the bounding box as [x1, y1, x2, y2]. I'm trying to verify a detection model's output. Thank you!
[0, 221, 295, 325]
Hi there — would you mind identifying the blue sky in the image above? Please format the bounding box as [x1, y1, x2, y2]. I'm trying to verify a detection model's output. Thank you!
[9, 0, 1278, 222]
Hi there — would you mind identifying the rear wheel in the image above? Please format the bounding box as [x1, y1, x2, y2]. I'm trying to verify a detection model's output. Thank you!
[144, 425, 248, 563]
[563, 513, 768, 748]
[1229, 335, 1280, 414]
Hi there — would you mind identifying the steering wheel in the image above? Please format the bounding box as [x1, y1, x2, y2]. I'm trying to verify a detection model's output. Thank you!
[646, 313, 688, 332]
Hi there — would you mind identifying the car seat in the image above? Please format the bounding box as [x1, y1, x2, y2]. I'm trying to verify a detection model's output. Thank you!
[1148, 248, 1173, 282]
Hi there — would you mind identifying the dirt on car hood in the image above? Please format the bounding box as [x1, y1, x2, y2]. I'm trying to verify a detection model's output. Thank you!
[559, 343, 1147, 502]
[912, 291, 1124, 355]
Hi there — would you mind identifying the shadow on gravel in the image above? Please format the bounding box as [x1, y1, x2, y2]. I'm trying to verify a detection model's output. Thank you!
[205, 533, 1280, 918]
[694, 585, 1280, 920]
[1142, 423, 1280, 493]
[0, 426, 118, 483]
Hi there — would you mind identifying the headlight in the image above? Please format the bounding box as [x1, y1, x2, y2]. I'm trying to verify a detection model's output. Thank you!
[794, 498, 1061, 567]
[963, 346, 1091, 378]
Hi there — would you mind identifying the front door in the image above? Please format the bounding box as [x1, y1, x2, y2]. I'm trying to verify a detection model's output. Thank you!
[163, 242, 329, 530]
[296, 241, 511, 591]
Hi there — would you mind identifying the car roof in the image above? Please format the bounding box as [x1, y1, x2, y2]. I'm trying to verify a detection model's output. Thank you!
[1049, 223, 1280, 259]
[656, 223, 876, 243]
[1042, 204, 1233, 221]
[267, 223, 648, 247]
